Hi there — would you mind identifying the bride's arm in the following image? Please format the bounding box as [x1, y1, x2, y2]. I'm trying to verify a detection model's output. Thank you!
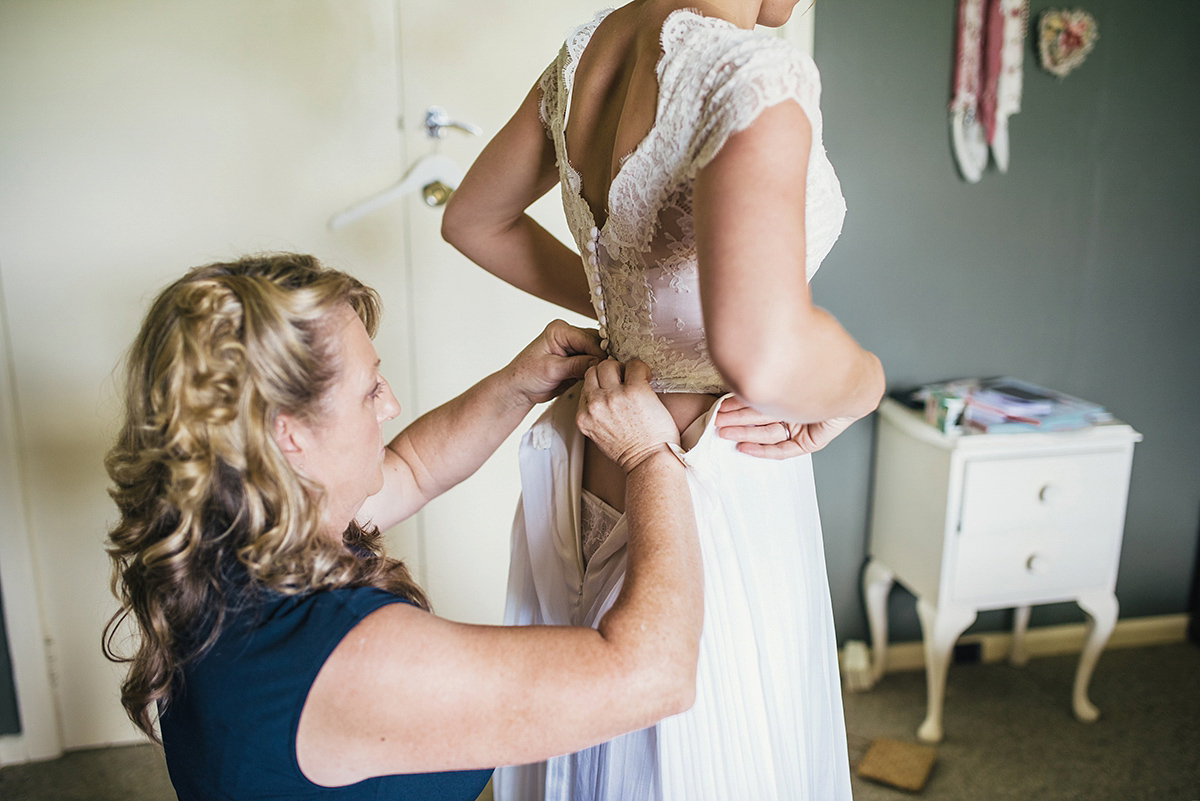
[695, 100, 885, 425]
[441, 81, 595, 319]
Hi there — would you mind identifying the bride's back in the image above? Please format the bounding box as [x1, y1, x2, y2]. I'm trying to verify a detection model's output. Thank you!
[564, 1, 732, 229]
[564, 2, 749, 512]
[546, 0, 844, 402]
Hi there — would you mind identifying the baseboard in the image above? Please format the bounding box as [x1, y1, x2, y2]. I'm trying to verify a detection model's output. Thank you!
[846, 613, 1190, 675]
[0, 732, 60, 768]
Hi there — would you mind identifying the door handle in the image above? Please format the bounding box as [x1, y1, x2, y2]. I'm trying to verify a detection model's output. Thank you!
[424, 106, 482, 139]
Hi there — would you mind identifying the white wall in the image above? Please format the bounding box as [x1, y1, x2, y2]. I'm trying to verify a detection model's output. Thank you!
[0, 0, 420, 750]
[0, 266, 60, 762]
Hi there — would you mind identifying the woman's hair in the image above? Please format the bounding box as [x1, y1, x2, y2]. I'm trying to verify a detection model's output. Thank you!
[103, 253, 428, 740]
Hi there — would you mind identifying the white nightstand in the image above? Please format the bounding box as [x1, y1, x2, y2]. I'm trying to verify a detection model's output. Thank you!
[863, 397, 1141, 742]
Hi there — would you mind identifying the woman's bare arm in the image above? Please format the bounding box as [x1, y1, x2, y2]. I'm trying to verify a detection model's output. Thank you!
[355, 321, 604, 532]
[441, 81, 595, 318]
[695, 100, 885, 424]
[299, 362, 701, 785]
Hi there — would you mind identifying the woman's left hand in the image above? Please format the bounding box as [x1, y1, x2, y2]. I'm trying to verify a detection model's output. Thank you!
[714, 396, 858, 459]
[507, 319, 607, 405]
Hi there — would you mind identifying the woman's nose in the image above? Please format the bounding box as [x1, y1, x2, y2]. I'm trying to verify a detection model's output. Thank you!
[378, 378, 401, 422]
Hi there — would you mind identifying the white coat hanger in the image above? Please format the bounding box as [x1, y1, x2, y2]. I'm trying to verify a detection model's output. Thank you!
[328, 153, 465, 230]
[328, 107, 480, 231]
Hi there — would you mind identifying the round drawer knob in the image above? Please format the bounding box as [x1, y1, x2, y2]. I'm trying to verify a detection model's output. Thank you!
[1026, 554, 1048, 574]
[1038, 484, 1060, 504]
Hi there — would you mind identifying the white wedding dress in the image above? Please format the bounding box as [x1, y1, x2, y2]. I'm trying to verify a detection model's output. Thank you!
[495, 9, 852, 800]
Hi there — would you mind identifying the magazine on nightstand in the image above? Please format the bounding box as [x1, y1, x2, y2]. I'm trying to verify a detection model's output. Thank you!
[897, 377, 1112, 434]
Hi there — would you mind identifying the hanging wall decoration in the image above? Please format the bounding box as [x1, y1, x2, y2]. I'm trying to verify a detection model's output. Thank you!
[1038, 9, 1099, 77]
[950, 0, 987, 182]
[950, 0, 1030, 183]
[982, 0, 1029, 173]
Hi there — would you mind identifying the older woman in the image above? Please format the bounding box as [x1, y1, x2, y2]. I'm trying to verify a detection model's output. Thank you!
[103, 253, 703, 800]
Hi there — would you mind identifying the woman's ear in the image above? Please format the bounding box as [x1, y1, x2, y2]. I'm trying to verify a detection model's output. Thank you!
[273, 413, 303, 454]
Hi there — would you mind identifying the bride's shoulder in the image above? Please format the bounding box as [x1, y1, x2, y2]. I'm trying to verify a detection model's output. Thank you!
[660, 10, 814, 84]
[656, 13, 824, 172]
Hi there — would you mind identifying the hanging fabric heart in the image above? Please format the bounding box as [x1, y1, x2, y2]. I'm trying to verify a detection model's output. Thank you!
[1038, 9, 1099, 77]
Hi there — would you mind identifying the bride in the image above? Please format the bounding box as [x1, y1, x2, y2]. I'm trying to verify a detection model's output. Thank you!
[443, 1, 884, 798]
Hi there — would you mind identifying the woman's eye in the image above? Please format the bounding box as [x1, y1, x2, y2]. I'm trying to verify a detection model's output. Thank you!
[369, 381, 383, 400]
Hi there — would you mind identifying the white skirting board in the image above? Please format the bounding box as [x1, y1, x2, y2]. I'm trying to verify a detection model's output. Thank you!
[842, 613, 1190, 680]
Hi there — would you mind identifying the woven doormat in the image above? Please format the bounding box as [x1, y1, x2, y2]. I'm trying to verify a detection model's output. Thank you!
[855, 738, 937, 792]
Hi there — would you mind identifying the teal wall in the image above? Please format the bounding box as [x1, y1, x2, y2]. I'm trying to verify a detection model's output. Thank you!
[810, 0, 1200, 642]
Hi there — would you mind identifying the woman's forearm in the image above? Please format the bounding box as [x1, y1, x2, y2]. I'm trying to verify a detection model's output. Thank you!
[711, 304, 885, 424]
[385, 368, 532, 505]
[438, 77, 596, 319]
[360, 321, 601, 531]
[596, 447, 702, 717]
[306, 446, 703, 776]
[324, 375, 702, 775]
[442, 206, 596, 319]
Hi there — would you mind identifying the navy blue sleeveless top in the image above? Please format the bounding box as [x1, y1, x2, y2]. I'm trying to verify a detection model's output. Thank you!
[160, 585, 493, 800]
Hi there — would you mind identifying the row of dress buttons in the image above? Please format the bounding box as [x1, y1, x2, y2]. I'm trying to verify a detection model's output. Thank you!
[587, 226, 609, 350]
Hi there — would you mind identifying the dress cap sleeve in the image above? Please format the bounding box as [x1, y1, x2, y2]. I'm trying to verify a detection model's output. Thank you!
[673, 28, 824, 174]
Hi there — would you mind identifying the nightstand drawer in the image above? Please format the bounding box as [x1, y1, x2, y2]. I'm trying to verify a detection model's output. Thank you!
[950, 522, 1121, 602]
[958, 450, 1129, 534]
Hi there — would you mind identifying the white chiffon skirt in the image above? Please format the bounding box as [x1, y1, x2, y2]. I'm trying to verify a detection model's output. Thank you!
[495, 389, 853, 801]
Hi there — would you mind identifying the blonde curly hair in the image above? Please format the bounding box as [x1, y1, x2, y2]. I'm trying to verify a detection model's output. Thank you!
[103, 253, 427, 740]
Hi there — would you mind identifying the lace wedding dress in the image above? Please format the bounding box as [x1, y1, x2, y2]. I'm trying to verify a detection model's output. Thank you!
[496, 9, 852, 800]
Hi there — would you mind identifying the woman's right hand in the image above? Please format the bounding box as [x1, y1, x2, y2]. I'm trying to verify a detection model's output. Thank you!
[576, 359, 680, 473]
[714, 396, 858, 459]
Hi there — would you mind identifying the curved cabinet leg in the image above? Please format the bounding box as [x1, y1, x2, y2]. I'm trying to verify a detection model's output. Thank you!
[1010, 605, 1032, 667]
[1073, 589, 1118, 723]
[915, 598, 977, 743]
[863, 559, 895, 685]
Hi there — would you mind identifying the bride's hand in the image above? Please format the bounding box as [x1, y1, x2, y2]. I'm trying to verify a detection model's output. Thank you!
[506, 320, 607, 405]
[714, 397, 858, 459]
[576, 359, 681, 473]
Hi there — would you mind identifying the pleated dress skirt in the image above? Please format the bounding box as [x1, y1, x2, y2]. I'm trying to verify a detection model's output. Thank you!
[494, 388, 853, 801]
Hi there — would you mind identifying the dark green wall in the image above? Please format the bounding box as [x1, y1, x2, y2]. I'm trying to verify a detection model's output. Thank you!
[810, 0, 1200, 642]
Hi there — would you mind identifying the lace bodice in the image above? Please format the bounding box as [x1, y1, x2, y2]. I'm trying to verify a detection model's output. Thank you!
[539, 8, 846, 393]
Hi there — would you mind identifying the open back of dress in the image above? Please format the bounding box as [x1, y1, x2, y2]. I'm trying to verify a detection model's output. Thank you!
[539, 8, 846, 394]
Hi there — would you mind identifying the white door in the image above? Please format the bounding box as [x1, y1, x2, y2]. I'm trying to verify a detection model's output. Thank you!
[386, 0, 599, 624]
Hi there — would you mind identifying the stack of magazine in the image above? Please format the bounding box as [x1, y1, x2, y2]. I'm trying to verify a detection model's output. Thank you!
[916, 377, 1112, 434]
